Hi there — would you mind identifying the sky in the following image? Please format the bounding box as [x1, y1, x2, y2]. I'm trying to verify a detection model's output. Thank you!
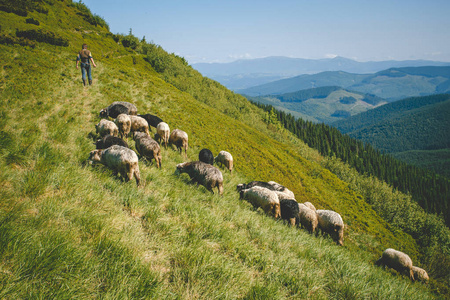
[81, 0, 450, 64]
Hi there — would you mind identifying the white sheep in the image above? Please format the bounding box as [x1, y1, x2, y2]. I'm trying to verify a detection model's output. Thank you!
[95, 119, 119, 137]
[268, 181, 295, 199]
[375, 248, 414, 281]
[412, 266, 429, 283]
[89, 145, 140, 186]
[316, 209, 344, 246]
[239, 186, 281, 219]
[169, 129, 188, 156]
[297, 203, 318, 234]
[155, 122, 170, 148]
[115, 113, 131, 138]
[303, 201, 316, 211]
[214, 150, 233, 173]
[129, 115, 150, 136]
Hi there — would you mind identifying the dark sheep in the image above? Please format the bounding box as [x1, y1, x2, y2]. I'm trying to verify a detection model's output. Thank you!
[176, 161, 223, 195]
[99, 101, 137, 119]
[95, 135, 129, 149]
[138, 113, 164, 130]
[133, 132, 162, 168]
[280, 199, 299, 226]
[199, 148, 214, 165]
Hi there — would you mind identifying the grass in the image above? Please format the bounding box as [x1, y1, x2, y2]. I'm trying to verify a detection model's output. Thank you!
[0, 1, 446, 298]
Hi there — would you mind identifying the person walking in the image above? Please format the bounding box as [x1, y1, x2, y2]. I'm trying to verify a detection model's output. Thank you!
[76, 43, 97, 86]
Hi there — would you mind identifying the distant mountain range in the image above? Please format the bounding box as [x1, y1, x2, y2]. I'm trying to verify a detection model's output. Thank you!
[192, 56, 450, 90]
[247, 86, 387, 124]
[239, 66, 450, 102]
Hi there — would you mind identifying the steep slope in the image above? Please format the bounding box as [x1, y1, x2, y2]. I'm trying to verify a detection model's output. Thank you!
[0, 1, 447, 298]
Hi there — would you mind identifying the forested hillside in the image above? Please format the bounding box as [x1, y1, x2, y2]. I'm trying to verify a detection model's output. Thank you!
[332, 94, 450, 177]
[246, 86, 387, 123]
[0, 0, 449, 298]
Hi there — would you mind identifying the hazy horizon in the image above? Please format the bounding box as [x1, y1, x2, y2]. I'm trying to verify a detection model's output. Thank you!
[81, 0, 450, 64]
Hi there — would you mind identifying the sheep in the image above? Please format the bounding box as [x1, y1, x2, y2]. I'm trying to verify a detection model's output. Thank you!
[304, 201, 316, 211]
[239, 186, 281, 219]
[214, 150, 233, 173]
[236, 181, 277, 192]
[176, 161, 223, 195]
[95, 134, 128, 149]
[95, 119, 119, 137]
[154, 122, 170, 148]
[129, 115, 150, 136]
[99, 101, 137, 119]
[199, 148, 214, 165]
[375, 248, 414, 281]
[316, 209, 344, 246]
[89, 145, 140, 186]
[297, 203, 318, 234]
[274, 190, 295, 201]
[268, 181, 295, 199]
[412, 266, 429, 283]
[138, 113, 164, 130]
[115, 113, 131, 138]
[169, 129, 188, 156]
[280, 199, 299, 226]
[134, 132, 162, 168]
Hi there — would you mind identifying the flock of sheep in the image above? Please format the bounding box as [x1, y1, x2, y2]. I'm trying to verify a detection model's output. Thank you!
[88, 101, 429, 284]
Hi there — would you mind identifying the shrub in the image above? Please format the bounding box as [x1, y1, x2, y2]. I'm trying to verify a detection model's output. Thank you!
[15, 29, 68, 47]
[0, 33, 36, 48]
[26, 18, 40, 26]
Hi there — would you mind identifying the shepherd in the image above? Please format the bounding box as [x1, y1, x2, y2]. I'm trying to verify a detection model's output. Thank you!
[76, 43, 97, 86]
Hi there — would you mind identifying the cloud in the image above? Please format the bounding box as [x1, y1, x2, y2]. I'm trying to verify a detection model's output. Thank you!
[227, 53, 253, 60]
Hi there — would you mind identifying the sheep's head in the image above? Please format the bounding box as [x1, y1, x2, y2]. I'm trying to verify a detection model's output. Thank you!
[99, 109, 108, 118]
[89, 149, 102, 164]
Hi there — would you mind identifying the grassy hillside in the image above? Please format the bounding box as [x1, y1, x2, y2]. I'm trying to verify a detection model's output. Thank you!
[0, 1, 448, 298]
[246, 86, 387, 124]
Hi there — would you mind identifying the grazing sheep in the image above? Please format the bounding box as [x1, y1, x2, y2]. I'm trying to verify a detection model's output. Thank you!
[239, 186, 281, 218]
[99, 101, 137, 119]
[303, 201, 316, 211]
[236, 181, 276, 192]
[412, 266, 429, 283]
[134, 132, 162, 168]
[268, 181, 295, 199]
[95, 134, 128, 149]
[176, 161, 223, 195]
[274, 190, 295, 201]
[138, 113, 164, 130]
[375, 248, 414, 281]
[199, 148, 214, 165]
[280, 199, 299, 226]
[297, 203, 318, 234]
[115, 113, 131, 138]
[129, 115, 150, 136]
[169, 129, 188, 156]
[95, 119, 119, 137]
[89, 145, 140, 186]
[214, 150, 233, 173]
[316, 209, 344, 246]
[154, 122, 170, 148]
